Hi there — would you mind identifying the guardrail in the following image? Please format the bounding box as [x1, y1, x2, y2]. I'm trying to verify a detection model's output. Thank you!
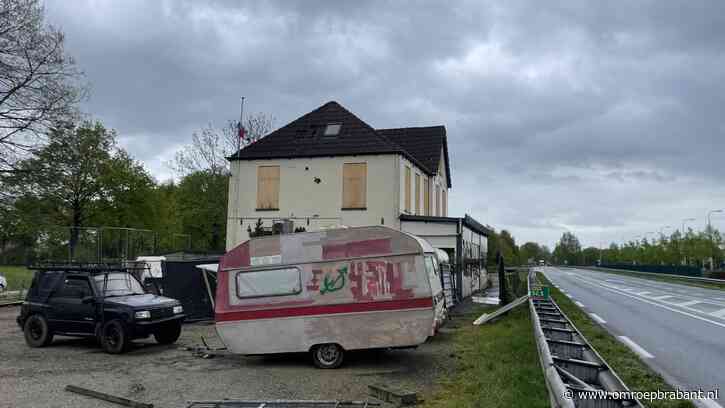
[567, 266, 725, 284]
[528, 271, 643, 408]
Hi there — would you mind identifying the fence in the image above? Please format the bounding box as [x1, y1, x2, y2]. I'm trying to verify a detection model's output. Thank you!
[599, 263, 702, 277]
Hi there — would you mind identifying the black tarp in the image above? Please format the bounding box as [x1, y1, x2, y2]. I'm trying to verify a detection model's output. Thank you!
[161, 260, 218, 321]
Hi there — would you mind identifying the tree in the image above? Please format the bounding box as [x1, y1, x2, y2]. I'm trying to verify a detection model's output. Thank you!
[519, 242, 542, 265]
[2, 121, 140, 257]
[553, 231, 582, 265]
[170, 112, 275, 176]
[176, 170, 228, 251]
[0, 0, 85, 173]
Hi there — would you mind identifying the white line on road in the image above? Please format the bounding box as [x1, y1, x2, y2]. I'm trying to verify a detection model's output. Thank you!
[618, 336, 654, 359]
[709, 308, 725, 319]
[589, 313, 607, 324]
[670, 300, 702, 307]
[696, 398, 724, 408]
[572, 276, 725, 329]
[575, 301, 585, 308]
[649, 295, 674, 301]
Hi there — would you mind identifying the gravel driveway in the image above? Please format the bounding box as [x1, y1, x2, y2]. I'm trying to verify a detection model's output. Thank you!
[0, 305, 457, 408]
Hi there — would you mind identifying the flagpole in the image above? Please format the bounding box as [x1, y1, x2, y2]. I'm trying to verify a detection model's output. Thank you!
[235, 96, 245, 246]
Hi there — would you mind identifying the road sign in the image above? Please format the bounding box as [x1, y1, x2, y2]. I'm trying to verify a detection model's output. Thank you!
[530, 286, 550, 299]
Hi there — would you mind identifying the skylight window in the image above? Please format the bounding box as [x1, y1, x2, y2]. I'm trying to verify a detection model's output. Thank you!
[323, 123, 342, 136]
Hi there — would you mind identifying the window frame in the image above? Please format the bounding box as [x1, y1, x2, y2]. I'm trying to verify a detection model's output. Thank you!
[341, 162, 367, 210]
[256, 165, 280, 211]
[404, 165, 411, 213]
[234, 266, 302, 299]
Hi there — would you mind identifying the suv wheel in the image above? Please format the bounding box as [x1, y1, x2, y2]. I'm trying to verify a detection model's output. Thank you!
[311, 343, 345, 369]
[154, 321, 182, 345]
[23, 314, 53, 347]
[101, 319, 129, 354]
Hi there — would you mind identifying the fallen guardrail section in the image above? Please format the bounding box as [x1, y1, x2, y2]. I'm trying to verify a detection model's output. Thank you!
[529, 272, 644, 408]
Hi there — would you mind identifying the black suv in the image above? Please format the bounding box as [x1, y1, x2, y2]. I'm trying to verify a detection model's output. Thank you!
[17, 264, 185, 354]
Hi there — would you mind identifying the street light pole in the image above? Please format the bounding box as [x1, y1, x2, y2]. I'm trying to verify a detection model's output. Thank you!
[707, 209, 723, 271]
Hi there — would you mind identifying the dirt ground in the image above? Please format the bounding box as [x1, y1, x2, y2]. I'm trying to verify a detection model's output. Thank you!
[0, 305, 458, 408]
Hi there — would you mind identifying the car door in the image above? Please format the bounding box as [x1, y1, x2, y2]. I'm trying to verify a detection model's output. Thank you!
[47, 276, 96, 334]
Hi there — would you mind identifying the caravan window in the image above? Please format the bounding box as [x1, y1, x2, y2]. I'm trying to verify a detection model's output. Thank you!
[424, 255, 439, 278]
[236, 267, 301, 298]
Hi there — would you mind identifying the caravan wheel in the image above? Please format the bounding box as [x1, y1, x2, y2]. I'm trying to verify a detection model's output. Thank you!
[311, 343, 344, 369]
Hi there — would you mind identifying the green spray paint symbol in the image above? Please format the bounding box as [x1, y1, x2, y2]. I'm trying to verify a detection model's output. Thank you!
[320, 266, 348, 294]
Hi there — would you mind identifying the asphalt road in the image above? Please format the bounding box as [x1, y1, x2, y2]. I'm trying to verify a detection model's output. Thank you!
[540, 267, 725, 408]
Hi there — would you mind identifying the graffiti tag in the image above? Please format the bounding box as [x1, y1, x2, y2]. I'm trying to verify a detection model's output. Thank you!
[320, 266, 348, 294]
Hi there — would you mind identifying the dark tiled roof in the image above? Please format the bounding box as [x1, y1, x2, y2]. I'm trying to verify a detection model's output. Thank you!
[229, 101, 451, 186]
[377, 126, 451, 188]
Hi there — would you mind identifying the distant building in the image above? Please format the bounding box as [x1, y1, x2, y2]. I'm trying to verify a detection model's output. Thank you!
[226, 101, 488, 300]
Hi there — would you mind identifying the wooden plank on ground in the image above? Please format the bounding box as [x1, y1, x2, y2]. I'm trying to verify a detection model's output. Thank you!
[368, 384, 418, 406]
[65, 385, 153, 408]
[473, 295, 529, 325]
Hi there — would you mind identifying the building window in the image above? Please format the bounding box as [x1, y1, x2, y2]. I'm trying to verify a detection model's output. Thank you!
[404, 165, 411, 213]
[342, 163, 367, 209]
[415, 173, 421, 215]
[435, 185, 440, 216]
[423, 178, 430, 216]
[323, 123, 342, 136]
[257, 165, 280, 210]
[443, 188, 447, 217]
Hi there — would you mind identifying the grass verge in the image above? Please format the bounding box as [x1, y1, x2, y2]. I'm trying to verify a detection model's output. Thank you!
[422, 303, 549, 408]
[574, 266, 725, 292]
[537, 272, 694, 408]
[0, 265, 33, 291]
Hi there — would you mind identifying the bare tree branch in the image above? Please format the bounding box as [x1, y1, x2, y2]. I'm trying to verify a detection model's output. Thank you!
[0, 0, 86, 172]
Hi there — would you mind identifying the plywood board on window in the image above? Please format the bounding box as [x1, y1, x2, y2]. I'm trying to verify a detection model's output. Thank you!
[404, 166, 411, 213]
[257, 165, 280, 209]
[343, 163, 367, 209]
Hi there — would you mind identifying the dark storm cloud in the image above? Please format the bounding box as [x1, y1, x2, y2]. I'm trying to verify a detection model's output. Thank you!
[44, 0, 725, 247]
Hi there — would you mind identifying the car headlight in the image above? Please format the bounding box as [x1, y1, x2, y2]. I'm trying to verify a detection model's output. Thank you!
[173, 305, 183, 314]
[135, 311, 151, 319]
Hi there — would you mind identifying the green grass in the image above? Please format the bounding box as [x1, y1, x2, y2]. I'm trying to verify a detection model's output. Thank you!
[422, 303, 549, 408]
[577, 266, 725, 292]
[537, 272, 693, 408]
[0, 265, 34, 291]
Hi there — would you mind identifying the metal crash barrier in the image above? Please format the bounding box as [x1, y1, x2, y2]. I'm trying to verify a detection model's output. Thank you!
[528, 271, 643, 408]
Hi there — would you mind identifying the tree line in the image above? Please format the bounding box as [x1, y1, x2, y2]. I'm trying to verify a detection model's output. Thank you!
[0, 0, 273, 263]
[551, 229, 724, 270]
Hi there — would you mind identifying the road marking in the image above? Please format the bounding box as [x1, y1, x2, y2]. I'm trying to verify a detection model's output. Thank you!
[696, 398, 724, 408]
[589, 313, 606, 324]
[649, 295, 674, 301]
[709, 308, 725, 319]
[571, 276, 725, 329]
[575, 301, 585, 308]
[635, 291, 651, 296]
[670, 300, 701, 307]
[618, 336, 654, 359]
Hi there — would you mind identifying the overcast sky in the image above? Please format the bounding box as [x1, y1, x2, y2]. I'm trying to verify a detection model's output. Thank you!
[44, 0, 725, 249]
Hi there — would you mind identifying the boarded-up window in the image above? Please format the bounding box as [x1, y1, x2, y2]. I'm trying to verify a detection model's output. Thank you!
[404, 166, 411, 213]
[435, 185, 440, 216]
[423, 178, 430, 216]
[442, 188, 447, 217]
[342, 163, 367, 209]
[415, 174, 421, 215]
[257, 166, 280, 209]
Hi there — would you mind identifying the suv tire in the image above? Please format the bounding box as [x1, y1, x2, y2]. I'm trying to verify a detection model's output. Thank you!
[23, 314, 53, 347]
[101, 319, 129, 354]
[154, 321, 182, 345]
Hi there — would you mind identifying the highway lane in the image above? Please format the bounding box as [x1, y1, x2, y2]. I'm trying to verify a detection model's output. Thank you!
[539, 266, 725, 408]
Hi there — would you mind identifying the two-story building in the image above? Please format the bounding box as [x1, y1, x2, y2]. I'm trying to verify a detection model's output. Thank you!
[226, 101, 488, 301]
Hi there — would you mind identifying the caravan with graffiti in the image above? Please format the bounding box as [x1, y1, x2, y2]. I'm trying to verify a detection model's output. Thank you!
[215, 226, 446, 368]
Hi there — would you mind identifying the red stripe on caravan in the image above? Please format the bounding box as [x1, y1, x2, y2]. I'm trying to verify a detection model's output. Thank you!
[216, 297, 433, 322]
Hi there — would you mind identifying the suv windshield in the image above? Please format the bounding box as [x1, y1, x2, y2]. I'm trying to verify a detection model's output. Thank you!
[93, 272, 145, 297]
